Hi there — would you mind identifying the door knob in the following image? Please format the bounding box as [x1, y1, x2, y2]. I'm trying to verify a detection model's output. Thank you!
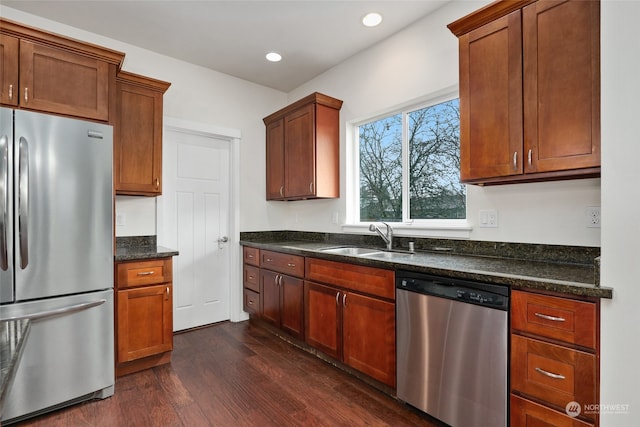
[217, 236, 229, 249]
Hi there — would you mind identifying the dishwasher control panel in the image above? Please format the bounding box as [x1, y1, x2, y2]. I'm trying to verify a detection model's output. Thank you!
[397, 271, 509, 311]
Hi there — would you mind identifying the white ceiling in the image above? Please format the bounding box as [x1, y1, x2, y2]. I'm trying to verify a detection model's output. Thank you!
[2, 0, 449, 92]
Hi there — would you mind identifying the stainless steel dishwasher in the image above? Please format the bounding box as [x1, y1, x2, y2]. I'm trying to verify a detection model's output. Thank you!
[396, 270, 509, 427]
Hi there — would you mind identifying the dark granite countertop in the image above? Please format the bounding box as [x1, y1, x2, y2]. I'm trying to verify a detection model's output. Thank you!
[240, 239, 612, 299]
[0, 319, 30, 416]
[115, 236, 179, 262]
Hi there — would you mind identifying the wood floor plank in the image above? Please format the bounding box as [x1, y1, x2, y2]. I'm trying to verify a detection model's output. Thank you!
[11, 320, 443, 427]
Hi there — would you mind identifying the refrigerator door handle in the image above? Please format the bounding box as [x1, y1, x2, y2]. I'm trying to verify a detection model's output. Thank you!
[18, 136, 29, 269]
[0, 134, 7, 270]
[0, 298, 106, 322]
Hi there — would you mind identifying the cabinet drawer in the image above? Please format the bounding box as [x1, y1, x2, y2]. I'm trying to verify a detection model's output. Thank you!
[512, 290, 597, 348]
[511, 395, 594, 427]
[116, 259, 172, 289]
[511, 335, 596, 419]
[243, 246, 260, 266]
[305, 257, 394, 300]
[243, 289, 260, 315]
[243, 265, 260, 292]
[260, 250, 304, 277]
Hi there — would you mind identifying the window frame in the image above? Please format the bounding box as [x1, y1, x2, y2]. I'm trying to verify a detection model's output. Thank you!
[345, 89, 471, 239]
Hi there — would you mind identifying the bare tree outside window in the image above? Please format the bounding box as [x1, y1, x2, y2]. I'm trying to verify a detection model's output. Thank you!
[359, 98, 465, 222]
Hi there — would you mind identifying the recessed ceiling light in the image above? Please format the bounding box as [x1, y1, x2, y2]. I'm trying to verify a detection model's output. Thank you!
[266, 52, 282, 62]
[362, 12, 383, 27]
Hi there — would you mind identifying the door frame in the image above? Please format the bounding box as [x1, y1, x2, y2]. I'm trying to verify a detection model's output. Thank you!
[158, 117, 247, 323]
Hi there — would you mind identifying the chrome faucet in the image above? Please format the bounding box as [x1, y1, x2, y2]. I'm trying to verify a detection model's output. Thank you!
[369, 222, 393, 251]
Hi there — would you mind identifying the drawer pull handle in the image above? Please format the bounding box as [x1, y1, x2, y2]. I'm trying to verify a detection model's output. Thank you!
[248, 300, 255, 305]
[248, 254, 254, 258]
[287, 263, 296, 267]
[137, 271, 155, 276]
[535, 312, 566, 322]
[535, 367, 566, 380]
[266, 258, 273, 262]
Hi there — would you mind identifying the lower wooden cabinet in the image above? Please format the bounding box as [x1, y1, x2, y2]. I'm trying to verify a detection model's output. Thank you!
[304, 258, 396, 388]
[260, 269, 304, 339]
[511, 290, 599, 426]
[117, 283, 173, 362]
[115, 257, 174, 376]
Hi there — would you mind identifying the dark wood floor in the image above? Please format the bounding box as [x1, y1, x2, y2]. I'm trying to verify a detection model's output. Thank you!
[13, 321, 443, 426]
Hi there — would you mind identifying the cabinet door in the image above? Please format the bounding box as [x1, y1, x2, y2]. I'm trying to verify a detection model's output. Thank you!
[305, 281, 341, 359]
[280, 275, 304, 339]
[115, 80, 163, 195]
[343, 292, 396, 387]
[284, 103, 316, 199]
[523, 0, 600, 173]
[265, 118, 285, 200]
[19, 40, 109, 121]
[459, 10, 523, 182]
[0, 35, 18, 106]
[117, 284, 173, 362]
[260, 269, 281, 327]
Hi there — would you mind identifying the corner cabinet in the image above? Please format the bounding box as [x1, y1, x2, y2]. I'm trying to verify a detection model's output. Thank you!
[115, 258, 174, 377]
[0, 18, 124, 121]
[114, 71, 171, 196]
[448, 0, 600, 185]
[264, 92, 342, 201]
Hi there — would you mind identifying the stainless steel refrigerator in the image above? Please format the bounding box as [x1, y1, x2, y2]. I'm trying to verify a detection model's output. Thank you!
[0, 108, 114, 424]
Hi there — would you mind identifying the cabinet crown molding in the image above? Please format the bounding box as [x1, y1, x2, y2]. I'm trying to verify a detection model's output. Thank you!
[447, 0, 537, 36]
[0, 17, 125, 67]
[117, 70, 171, 93]
[263, 91, 343, 125]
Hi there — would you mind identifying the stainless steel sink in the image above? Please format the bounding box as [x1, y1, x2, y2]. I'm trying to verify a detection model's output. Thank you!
[320, 247, 383, 256]
[361, 251, 415, 260]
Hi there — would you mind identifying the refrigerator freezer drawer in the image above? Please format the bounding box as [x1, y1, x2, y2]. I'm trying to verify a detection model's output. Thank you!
[0, 289, 114, 423]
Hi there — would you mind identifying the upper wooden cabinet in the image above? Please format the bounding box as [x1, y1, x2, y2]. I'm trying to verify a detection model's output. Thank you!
[114, 71, 170, 196]
[0, 35, 19, 106]
[263, 92, 342, 200]
[448, 0, 600, 185]
[0, 18, 124, 121]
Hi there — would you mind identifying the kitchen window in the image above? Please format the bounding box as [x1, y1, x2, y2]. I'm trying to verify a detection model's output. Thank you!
[352, 94, 466, 229]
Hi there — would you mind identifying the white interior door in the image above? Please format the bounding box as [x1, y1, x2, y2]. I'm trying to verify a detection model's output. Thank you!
[161, 127, 232, 331]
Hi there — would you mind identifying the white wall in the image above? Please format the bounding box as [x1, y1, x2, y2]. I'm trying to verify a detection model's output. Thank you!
[0, 6, 287, 238]
[270, 0, 602, 246]
[600, 1, 640, 426]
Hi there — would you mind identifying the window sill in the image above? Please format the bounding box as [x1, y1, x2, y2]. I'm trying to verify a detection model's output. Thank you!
[342, 221, 472, 239]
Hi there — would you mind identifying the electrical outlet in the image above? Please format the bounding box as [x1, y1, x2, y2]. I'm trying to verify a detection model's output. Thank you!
[479, 209, 498, 228]
[586, 206, 601, 228]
